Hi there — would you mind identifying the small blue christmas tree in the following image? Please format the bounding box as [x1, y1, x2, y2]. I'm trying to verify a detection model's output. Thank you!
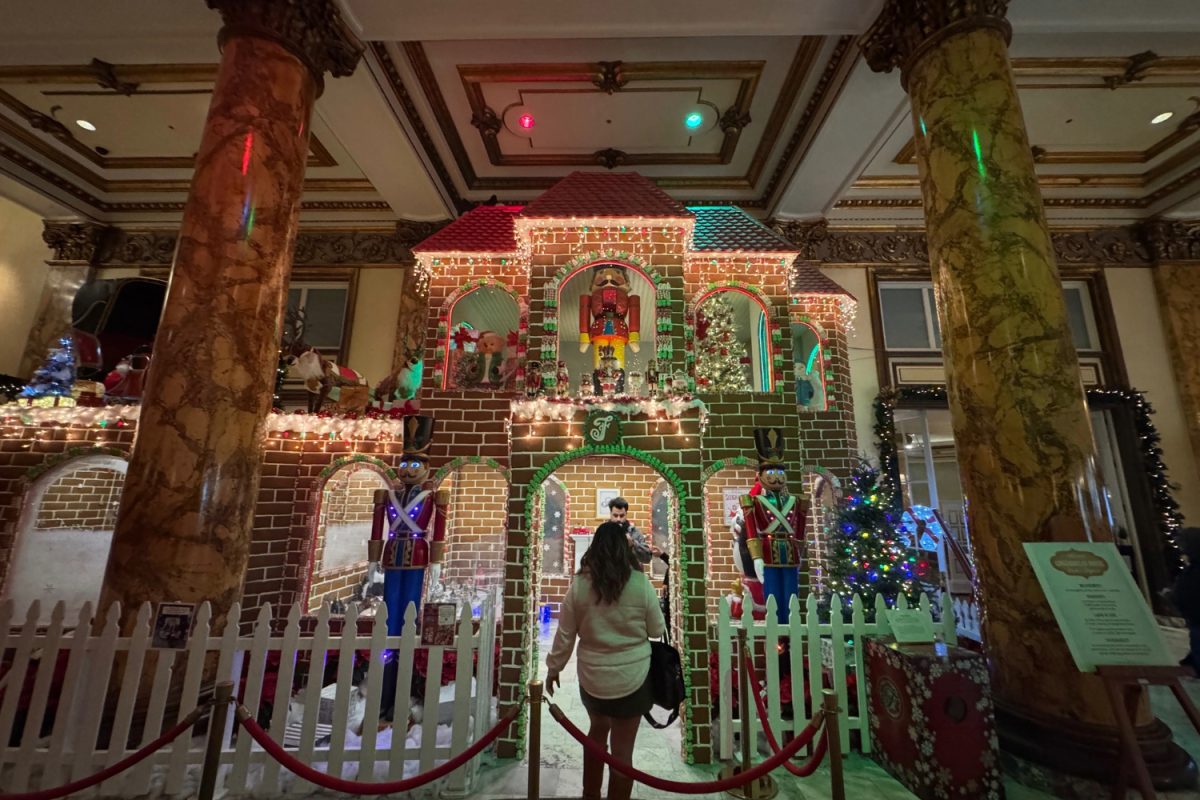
[22, 335, 76, 399]
[826, 461, 922, 613]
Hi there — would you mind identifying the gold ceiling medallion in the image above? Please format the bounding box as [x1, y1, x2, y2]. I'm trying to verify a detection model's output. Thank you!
[593, 148, 627, 170]
[593, 61, 627, 94]
[88, 58, 139, 95]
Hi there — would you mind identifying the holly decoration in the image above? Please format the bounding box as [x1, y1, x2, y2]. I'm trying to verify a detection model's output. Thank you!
[695, 294, 750, 392]
[826, 461, 924, 617]
[22, 335, 76, 399]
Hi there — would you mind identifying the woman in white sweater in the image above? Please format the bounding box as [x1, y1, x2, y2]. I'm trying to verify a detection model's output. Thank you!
[546, 520, 666, 800]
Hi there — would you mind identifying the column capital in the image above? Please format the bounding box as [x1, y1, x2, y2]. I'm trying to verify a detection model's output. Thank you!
[206, 0, 363, 92]
[41, 220, 112, 265]
[861, 0, 1011, 86]
[1139, 218, 1200, 263]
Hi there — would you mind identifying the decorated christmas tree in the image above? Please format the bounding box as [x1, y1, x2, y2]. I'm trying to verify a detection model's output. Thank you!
[695, 294, 750, 392]
[21, 335, 76, 401]
[825, 461, 922, 612]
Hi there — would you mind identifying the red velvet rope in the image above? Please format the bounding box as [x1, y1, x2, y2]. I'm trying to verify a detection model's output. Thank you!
[235, 703, 519, 795]
[742, 650, 830, 777]
[548, 702, 824, 794]
[0, 705, 208, 800]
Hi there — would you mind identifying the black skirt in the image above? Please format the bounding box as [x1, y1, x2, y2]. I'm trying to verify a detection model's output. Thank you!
[579, 670, 654, 719]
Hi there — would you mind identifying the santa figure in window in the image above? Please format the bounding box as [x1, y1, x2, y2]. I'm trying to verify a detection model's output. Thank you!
[730, 510, 767, 621]
[367, 415, 448, 634]
[103, 347, 152, 399]
[739, 428, 809, 623]
[579, 265, 640, 393]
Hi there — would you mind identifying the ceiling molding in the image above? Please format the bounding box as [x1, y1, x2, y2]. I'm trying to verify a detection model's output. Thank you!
[386, 37, 850, 206]
[457, 58, 764, 168]
[368, 42, 468, 213]
[91, 218, 450, 267]
[770, 218, 1154, 267]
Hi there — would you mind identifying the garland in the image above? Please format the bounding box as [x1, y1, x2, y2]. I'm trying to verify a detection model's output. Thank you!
[873, 385, 1183, 571]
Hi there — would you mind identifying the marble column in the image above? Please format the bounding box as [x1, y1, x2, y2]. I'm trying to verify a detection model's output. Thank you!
[19, 222, 111, 378]
[1143, 220, 1200, 472]
[863, 0, 1193, 790]
[99, 1, 361, 635]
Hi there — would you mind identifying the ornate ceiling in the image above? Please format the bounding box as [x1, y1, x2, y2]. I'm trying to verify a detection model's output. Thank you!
[0, 0, 1196, 227]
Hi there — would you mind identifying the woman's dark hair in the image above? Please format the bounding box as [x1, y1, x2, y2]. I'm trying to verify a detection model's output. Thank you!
[580, 521, 639, 604]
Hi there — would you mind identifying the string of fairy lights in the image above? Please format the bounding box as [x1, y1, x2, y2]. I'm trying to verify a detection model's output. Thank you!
[873, 384, 1184, 572]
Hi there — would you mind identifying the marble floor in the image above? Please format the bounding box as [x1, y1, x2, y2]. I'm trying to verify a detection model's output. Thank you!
[463, 623, 1200, 800]
[466, 622, 917, 800]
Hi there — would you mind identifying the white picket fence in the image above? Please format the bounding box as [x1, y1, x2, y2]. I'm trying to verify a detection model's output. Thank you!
[715, 592, 958, 760]
[0, 597, 497, 798]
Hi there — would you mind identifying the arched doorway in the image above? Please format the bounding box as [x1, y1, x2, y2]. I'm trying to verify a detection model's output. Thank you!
[308, 463, 390, 612]
[3, 454, 127, 623]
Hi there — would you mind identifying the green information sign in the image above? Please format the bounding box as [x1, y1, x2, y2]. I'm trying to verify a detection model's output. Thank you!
[1025, 542, 1173, 672]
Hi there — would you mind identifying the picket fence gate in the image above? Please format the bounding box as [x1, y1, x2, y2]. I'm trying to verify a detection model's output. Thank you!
[0, 597, 497, 798]
[715, 591, 958, 760]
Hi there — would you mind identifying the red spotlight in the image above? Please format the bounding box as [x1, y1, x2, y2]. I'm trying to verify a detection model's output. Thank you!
[519, 113, 535, 130]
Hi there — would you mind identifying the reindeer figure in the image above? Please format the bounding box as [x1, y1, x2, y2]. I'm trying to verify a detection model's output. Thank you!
[281, 308, 369, 413]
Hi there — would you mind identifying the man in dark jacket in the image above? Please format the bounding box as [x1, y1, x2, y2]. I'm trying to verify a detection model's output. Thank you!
[1171, 528, 1200, 670]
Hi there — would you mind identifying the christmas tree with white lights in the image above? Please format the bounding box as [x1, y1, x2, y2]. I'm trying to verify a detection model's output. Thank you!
[826, 461, 922, 613]
[21, 335, 76, 400]
[695, 294, 750, 392]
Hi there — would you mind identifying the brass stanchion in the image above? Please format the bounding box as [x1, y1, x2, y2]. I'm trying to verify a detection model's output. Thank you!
[822, 689, 844, 800]
[198, 681, 233, 800]
[528, 680, 543, 800]
[721, 627, 777, 799]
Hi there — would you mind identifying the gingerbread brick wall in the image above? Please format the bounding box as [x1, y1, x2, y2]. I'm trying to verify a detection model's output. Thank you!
[34, 467, 124, 530]
[440, 461, 508, 588]
[307, 466, 385, 612]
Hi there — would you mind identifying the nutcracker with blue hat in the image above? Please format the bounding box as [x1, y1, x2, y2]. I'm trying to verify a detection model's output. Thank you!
[369, 415, 448, 633]
[739, 427, 809, 623]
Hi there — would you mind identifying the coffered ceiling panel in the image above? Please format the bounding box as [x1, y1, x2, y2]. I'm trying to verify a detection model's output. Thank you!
[834, 55, 1200, 221]
[374, 35, 854, 208]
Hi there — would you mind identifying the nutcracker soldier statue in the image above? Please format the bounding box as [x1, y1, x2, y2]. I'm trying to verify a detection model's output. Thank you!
[579, 264, 641, 394]
[368, 415, 448, 634]
[739, 428, 809, 623]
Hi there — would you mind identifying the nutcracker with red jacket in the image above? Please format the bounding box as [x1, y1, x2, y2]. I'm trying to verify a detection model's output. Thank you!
[739, 428, 809, 623]
[578, 265, 640, 393]
[367, 415, 448, 634]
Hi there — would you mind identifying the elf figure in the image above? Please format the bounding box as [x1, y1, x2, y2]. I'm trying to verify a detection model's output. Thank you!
[367, 415, 448, 634]
[578, 265, 640, 382]
[740, 428, 809, 623]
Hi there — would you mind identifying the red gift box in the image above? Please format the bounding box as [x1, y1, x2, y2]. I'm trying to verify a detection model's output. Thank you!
[865, 636, 1001, 799]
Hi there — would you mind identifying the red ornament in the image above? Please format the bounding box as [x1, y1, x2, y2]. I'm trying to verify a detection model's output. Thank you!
[506, 330, 520, 348]
[451, 328, 476, 349]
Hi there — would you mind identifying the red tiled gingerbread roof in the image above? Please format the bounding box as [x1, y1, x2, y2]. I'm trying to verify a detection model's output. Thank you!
[792, 262, 855, 299]
[410, 205, 521, 253]
[688, 206, 795, 252]
[519, 172, 692, 220]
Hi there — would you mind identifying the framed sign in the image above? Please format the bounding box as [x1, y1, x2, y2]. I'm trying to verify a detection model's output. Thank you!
[152, 602, 196, 650]
[1025, 542, 1172, 672]
[596, 488, 620, 519]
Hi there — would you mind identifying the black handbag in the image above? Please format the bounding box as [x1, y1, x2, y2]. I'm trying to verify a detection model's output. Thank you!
[643, 639, 685, 729]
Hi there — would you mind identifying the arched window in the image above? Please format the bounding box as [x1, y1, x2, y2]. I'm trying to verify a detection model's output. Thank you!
[695, 289, 771, 392]
[4, 455, 127, 623]
[650, 480, 673, 578]
[541, 477, 568, 576]
[792, 322, 826, 410]
[558, 263, 657, 395]
[310, 464, 389, 612]
[445, 286, 519, 390]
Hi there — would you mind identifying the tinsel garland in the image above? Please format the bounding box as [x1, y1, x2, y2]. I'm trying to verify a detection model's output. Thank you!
[873, 384, 1183, 571]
